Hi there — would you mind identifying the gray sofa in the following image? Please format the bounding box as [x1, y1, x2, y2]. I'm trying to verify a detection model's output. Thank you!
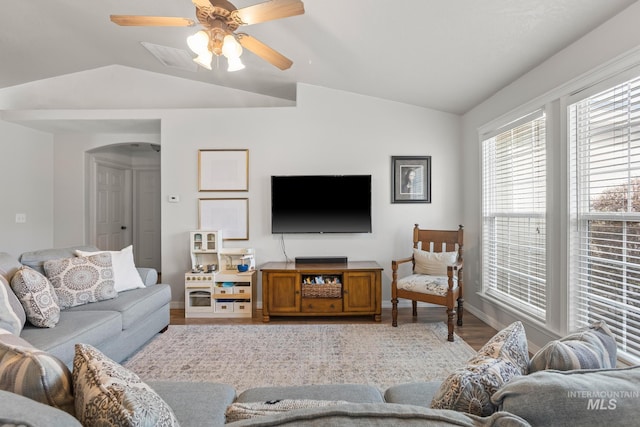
[2, 251, 639, 426]
[0, 246, 171, 366]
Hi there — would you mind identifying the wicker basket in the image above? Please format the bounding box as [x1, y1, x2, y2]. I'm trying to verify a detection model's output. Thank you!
[301, 283, 342, 298]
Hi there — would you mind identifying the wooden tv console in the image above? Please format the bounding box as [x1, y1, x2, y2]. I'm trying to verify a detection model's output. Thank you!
[260, 261, 383, 322]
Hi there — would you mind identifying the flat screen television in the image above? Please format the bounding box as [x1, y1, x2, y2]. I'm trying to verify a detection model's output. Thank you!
[271, 175, 372, 233]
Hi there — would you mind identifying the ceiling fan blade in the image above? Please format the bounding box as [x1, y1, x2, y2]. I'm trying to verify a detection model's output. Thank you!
[110, 15, 195, 27]
[237, 33, 293, 70]
[233, 0, 304, 26]
[193, 0, 236, 10]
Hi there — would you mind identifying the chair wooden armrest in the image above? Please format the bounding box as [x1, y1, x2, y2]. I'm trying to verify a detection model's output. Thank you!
[392, 256, 414, 271]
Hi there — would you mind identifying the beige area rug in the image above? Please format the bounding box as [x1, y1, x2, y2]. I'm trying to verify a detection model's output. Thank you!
[123, 323, 476, 393]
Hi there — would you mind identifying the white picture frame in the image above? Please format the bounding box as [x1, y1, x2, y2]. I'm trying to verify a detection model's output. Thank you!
[198, 198, 249, 240]
[198, 149, 249, 191]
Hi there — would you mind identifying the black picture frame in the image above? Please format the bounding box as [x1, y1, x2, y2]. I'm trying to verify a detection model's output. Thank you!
[391, 156, 431, 203]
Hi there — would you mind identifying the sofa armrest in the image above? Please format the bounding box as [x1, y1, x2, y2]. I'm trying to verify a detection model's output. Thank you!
[137, 267, 158, 286]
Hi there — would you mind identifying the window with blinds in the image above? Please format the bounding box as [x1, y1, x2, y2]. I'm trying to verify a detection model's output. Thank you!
[481, 110, 547, 318]
[569, 73, 640, 362]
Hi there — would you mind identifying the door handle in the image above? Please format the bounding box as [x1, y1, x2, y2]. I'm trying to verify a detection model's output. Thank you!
[121, 226, 127, 230]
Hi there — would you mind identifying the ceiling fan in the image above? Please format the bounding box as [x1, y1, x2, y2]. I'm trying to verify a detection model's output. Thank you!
[110, 0, 304, 71]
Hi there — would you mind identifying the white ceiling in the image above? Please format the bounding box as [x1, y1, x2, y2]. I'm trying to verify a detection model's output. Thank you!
[0, 0, 637, 115]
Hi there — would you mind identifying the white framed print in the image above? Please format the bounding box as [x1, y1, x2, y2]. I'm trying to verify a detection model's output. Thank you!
[198, 198, 249, 240]
[198, 149, 248, 191]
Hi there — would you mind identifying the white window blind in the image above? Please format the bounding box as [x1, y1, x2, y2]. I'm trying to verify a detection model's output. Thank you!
[569, 73, 640, 362]
[482, 110, 547, 318]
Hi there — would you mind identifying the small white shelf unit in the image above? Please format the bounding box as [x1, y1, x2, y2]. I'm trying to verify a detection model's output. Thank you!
[185, 230, 256, 318]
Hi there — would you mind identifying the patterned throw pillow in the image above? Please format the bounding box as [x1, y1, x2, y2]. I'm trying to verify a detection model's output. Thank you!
[44, 253, 116, 309]
[476, 321, 529, 375]
[1, 275, 26, 334]
[10, 266, 60, 328]
[73, 343, 180, 427]
[413, 249, 458, 275]
[225, 399, 350, 423]
[0, 328, 75, 416]
[430, 356, 522, 416]
[529, 320, 617, 372]
[430, 321, 530, 416]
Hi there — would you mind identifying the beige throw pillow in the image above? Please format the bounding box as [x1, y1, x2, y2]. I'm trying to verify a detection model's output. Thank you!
[44, 253, 116, 309]
[10, 266, 60, 328]
[413, 249, 458, 275]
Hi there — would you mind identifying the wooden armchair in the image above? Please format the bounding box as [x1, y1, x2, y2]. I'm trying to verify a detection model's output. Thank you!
[391, 224, 464, 341]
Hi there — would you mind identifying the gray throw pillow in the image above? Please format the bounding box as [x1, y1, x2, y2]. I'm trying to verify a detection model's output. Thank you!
[492, 365, 640, 427]
[44, 253, 116, 309]
[0, 275, 26, 334]
[529, 320, 617, 372]
[10, 266, 60, 328]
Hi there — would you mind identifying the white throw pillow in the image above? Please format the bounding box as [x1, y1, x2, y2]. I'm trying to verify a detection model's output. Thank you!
[76, 245, 145, 292]
[413, 249, 458, 275]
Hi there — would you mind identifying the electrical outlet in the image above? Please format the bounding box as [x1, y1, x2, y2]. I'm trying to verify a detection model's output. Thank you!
[15, 213, 26, 223]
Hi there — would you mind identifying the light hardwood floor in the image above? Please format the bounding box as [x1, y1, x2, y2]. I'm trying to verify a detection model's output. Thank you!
[170, 307, 497, 351]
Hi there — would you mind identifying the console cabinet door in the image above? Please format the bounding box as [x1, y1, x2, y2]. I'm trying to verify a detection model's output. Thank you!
[343, 272, 377, 312]
[265, 272, 300, 314]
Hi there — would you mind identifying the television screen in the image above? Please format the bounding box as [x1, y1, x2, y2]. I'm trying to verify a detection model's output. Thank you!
[271, 175, 372, 233]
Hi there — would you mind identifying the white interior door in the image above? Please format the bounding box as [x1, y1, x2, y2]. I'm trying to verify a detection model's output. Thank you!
[94, 163, 131, 250]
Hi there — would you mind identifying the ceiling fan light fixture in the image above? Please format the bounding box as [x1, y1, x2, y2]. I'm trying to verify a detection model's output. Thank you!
[187, 30, 209, 55]
[193, 51, 213, 70]
[222, 34, 243, 59]
[227, 56, 245, 72]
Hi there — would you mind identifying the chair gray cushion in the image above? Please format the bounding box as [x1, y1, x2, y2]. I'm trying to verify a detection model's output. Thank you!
[492, 365, 640, 427]
[227, 403, 532, 426]
[64, 284, 171, 330]
[19, 246, 99, 275]
[149, 381, 237, 427]
[237, 384, 384, 404]
[384, 381, 443, 407]
[20, 309, 122, 366]
[0, 390, 81, 427]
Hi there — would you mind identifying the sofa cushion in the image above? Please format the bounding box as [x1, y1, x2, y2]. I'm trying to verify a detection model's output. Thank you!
[44, 253, 117, 309]
[0, 328, 75, 416]
[492, 365, 640, 427]
[73, 343, 179, 427]
[0, 275, 26, 334]
[384, 381, 443, 407]
[149, 380, 236, 427]
[10, 266, 60, 327]
[0, 390, 82, 427]
[19, 245, 99, 275]
[413, 249, 458, 275]
[236, 384, 385, 404]
[227, 403, 532, 426]
[20, 310, 122, 366]
[226, 399, 351, 423]
[64, 284, 171, 330]
[529, 320, 617, 372]
[75, 246, 146, 292]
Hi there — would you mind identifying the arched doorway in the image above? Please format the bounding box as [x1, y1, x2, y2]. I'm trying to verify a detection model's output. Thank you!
[87, 143, 161, 271]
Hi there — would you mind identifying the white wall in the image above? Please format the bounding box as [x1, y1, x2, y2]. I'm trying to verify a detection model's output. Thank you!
[0, 121, 54, 257]
[161, 84, 462, 306]
[461, 1, 640, 349]
[0, 80, 461, 308]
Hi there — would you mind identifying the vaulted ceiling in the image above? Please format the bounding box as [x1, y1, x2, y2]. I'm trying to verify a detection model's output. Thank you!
[0, 0, 637, 115]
